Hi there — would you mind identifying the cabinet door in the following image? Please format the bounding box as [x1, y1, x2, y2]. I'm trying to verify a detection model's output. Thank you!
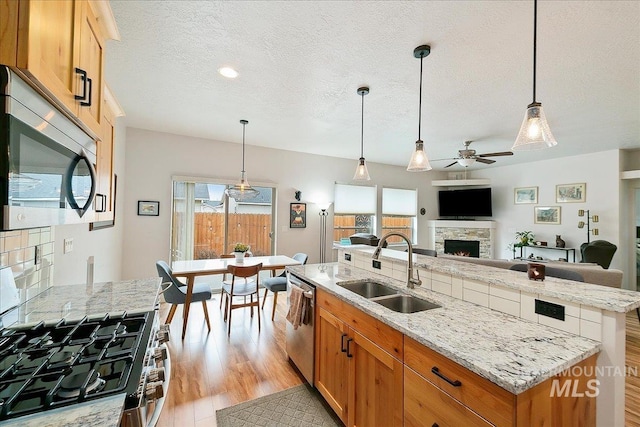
[75, 0, 104, 136]
[315, 306, 349, 423]
[404, 367, 491, 427]
[95, 112, 114, 221]
[15, 0, 78, 113]
[348, 330, 403, 427]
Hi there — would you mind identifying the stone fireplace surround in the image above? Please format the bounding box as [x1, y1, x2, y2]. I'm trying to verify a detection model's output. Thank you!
[428, 220, 496, 259]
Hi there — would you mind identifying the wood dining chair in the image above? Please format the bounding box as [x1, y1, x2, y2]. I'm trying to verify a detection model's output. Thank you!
[223, 263, 263, 336]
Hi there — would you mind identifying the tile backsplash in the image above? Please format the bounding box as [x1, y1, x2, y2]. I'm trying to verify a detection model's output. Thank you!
[0, 227, 54, 306]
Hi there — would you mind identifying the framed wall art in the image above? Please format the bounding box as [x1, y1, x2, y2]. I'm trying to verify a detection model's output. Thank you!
[556, 183, 586, 203]
[514, 186, 538, 204]
[534, 206, 561, 225]
[290, 203, 306, 228]
[138, 200, 160, 216]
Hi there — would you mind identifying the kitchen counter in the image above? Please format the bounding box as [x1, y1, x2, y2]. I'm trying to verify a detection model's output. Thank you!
[288, 262, 600, 394]
[0, 277, 161, 427]
[1, 277, 161, 327]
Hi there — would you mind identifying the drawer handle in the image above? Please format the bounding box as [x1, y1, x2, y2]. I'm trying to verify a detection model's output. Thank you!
[75, 67, 88, 101]
[431, 367, 462, 387]
[341, 333, 348, 353]
[81, 77, 93, 107]
[346, 338, 353, 358]
[432, 424, 439, 427]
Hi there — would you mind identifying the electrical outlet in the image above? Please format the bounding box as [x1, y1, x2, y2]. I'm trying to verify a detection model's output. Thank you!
[535, 299, 565, 321]
[344, 253, 351, 261]
[372, 260, 381, 269]
[63, 238, 73, 254]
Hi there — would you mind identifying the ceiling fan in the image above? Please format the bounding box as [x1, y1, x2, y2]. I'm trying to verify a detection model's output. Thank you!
[433, 140, 513, 168]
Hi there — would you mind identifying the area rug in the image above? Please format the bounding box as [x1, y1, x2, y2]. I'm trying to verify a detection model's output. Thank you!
[215, 384, 342, 426]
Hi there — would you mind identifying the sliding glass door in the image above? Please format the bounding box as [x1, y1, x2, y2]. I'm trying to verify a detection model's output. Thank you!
[170, 177, 275, 264]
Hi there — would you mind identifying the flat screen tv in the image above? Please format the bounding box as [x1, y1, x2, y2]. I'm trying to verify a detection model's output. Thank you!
[438, 188, 492, 218]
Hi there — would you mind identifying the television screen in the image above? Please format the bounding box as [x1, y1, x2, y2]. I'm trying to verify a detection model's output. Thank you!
[438, 188, 492, 218]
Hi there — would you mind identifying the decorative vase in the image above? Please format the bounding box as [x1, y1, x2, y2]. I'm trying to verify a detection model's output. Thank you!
[234, 252, 244, 262]
[556, 235, 566, 248]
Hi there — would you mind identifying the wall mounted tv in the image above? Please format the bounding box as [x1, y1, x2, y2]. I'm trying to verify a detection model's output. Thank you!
[438, 188, 492, 218]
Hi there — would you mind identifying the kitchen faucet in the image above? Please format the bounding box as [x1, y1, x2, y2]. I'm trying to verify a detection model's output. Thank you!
[372, 232, 422, 289]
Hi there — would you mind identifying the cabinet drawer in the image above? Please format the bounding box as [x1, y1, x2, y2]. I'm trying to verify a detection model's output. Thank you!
[317, 289, 403, 361]
[405, 336, 514, 427]
[405, 367, 492, 427]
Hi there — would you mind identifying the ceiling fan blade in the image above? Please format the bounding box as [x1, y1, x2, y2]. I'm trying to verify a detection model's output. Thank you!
[476, 158, 496, 164]
[444, 161, 458, 168]
[477, 151, 514, 157]
[430, 157, 458, 162]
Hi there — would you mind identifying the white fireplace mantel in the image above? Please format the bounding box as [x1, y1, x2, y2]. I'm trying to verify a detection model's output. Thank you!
[428, 220, 497, 258]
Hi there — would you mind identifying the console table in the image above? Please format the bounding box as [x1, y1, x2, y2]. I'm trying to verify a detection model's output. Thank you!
[513, 245, 576, 262]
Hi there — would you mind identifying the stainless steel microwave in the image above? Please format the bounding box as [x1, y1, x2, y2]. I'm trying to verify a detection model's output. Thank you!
[0, 66, 99, 230]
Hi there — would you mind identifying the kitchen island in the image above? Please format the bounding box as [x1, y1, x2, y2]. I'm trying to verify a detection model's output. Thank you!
[289, 247, 640, 426]
[0, 278, 162, 427]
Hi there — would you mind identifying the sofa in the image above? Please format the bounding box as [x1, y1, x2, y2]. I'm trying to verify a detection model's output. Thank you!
[438, 254, 623, 289]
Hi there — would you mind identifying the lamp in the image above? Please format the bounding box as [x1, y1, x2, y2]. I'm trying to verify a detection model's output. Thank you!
[577, 209, 599, 243]
[407, 45, 433, 172]
[226, 119, 259, 201]
[512, 0, 557, 151]
[353, 87, 371, 181]
[318, 202, 332, 263]
[457, 158, 476, 167]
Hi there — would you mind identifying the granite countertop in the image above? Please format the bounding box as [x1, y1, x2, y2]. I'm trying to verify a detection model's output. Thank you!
[1, 277, 161, 327]
[288, 262, 601, 395]
[0, 277, 161, 427]
[366, 247, 640, 313]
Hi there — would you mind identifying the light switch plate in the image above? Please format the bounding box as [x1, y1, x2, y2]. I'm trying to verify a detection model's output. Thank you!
[64, 238, 73, 254]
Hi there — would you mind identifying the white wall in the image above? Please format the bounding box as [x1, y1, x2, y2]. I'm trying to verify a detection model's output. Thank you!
[52, 121, 127, 286]
[471, 149, 622, 268]
[120, 127, 446, 280]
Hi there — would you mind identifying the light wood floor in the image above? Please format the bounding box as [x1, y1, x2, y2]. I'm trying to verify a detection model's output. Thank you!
[156, 295, 640, 426]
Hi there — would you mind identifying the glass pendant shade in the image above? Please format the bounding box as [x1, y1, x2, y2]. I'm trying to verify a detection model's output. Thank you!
[225, 119, 259, 201]
[407, 141, 432, 171]
[353, 157, 371, 181]
[512, 102, 557, 151]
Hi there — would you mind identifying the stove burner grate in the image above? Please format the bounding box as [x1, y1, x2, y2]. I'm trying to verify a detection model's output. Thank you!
[56, 371, 106, 399]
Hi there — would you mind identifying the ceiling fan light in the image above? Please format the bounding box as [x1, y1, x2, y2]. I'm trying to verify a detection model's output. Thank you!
[512, 102, 557, 151]
[353, 157, 371, 181]
[457, 158, 476, 167]
[407, 141, 432, 171]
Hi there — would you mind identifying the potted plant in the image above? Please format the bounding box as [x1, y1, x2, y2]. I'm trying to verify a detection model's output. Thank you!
[515, 231, 535, 247]
[233, 243, 250, 262]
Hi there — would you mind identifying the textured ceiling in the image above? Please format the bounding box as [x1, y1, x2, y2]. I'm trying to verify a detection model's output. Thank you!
[105, 1, 640, 170]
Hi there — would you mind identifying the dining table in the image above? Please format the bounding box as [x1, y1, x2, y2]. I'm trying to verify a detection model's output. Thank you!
[171, 255, 302, 339]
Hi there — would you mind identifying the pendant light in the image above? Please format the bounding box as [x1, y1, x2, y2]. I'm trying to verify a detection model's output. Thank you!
[407, 45, 433, 172]
[226, 119, 259, 201]
[512, 0, 557, 151]
[353, 86, 371, 181]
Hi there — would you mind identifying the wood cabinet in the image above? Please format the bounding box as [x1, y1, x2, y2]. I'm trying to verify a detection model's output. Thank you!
[404, 336, 597, 427]
[315, 289, 403, 427]
[0, 0, 116, 137]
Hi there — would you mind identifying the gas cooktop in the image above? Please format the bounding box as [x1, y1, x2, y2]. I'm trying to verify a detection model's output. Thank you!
[0, 311, 155, 421]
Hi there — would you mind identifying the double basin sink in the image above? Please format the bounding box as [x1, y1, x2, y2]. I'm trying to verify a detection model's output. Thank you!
[337, 280, 440, 314]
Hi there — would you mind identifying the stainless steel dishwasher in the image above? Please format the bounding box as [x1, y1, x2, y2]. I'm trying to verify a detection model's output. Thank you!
[285, 271, 315, 384]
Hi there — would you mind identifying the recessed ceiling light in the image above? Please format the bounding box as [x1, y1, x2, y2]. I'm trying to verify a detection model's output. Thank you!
[218, 67, 238, 79]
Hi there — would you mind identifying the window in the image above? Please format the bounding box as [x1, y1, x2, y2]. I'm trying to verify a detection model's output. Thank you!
[382, 187, 417, 244]
[333, 183, 376, 242]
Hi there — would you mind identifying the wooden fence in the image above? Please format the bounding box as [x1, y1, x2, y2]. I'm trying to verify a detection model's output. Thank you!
[187, 212, 272, 259]
[333, 215, 412, 243]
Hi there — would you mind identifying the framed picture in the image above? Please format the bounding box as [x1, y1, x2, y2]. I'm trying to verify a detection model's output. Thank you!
[290, 203, 306, 228]
[556, 183, 586, 203]
[138, 200, 160, 216]
[90, 175, 117, 230]
[534, 206, 561, 224]
[514, 186, 538, 204]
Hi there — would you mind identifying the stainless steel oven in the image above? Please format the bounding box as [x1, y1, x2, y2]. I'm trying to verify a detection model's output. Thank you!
[0, 66, 100, 230]
[285, 271, 315, 384]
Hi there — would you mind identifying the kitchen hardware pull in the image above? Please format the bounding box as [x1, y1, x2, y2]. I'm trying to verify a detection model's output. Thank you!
[81, 77, 92, 107]
[431, 367, 462, 387]
[341, 333, 348, 352]
[432, 424, 439, 427]
[74, 68, 88, 101]
[346, 338, 353, 358]
[95, 194, 107, 212]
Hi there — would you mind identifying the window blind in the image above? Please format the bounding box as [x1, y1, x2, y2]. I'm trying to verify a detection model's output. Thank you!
[382, 188, 417, 216]
[334, 183, 376, 214]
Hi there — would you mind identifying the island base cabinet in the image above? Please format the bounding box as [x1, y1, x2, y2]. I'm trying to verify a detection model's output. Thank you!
[404, 367, 492, 427]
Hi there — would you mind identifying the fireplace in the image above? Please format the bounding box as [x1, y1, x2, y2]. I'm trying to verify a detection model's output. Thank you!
[444, 239, 480, 258]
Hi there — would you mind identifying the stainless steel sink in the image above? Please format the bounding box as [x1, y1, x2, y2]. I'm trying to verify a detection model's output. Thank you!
[373, 294, 441, 313]
[337, 280, 399, 299]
